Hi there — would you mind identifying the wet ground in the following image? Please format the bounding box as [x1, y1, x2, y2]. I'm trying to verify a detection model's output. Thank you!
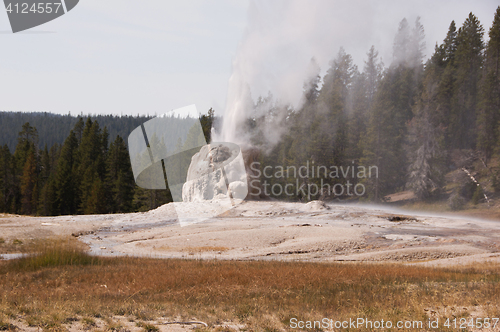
[2, 201, 500, 265]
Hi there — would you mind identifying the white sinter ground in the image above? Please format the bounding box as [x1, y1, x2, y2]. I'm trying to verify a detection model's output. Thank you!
[1, 200, 500, 267]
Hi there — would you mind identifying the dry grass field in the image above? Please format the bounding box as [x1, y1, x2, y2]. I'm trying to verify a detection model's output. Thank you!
[0, 238, 500, 331]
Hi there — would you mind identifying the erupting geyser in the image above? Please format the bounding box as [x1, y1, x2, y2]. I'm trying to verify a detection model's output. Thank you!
[129, 105, 256, 225]
[182, 142, 249, 202]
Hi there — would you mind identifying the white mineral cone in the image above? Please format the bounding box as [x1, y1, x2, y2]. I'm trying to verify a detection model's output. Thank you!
[177, 142, 248, 226]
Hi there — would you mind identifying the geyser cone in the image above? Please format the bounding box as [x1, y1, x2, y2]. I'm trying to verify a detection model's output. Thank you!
[182, 142, 248, 202]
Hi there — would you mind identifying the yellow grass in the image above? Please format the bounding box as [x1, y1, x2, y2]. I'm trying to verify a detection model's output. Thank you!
[0, 238, 499, 331]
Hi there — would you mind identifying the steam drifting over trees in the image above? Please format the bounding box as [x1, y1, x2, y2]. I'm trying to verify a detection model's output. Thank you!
[240, 8, 500, 203]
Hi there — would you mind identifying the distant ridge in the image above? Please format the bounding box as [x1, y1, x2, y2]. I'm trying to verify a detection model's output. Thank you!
[0, 111, 153, 152]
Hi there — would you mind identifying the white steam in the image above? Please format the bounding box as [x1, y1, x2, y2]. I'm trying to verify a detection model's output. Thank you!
[215, 0, 493, 146]
[216, 0, 361, 145]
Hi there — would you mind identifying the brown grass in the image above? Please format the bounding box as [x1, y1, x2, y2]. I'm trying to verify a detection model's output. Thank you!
[0, 238, 499, 331]
[0, 236, 89, 255]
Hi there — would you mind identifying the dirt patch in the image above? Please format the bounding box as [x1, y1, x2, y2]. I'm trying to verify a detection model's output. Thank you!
[387, 215, 418, 222]
[376, 213, 418, 222]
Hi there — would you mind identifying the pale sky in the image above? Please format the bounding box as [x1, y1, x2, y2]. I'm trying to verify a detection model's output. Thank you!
[0, 1, 498, 118]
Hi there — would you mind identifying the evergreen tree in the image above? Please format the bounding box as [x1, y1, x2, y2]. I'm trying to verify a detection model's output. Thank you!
[361, 72, 404, 200]
[409, 17, 426, 69]
[443, 21, 458, 64]
[200, 108, 215, 143]
[349, 46, 383, 161]
[20, 148, 37, 215]
[107, 135, 135, 213]
[101, 126, 109, 159]
[0, 147, 5, 212]
[477, 6, 500, 161]
[393, 18, 411, 66]
[73, 116, 85, 144]
[406, 66, 446, 199]
[347, 71, 368, 160]
[78, 119, 107, 213]
[450, 13, 484, 149]
[365, 46, 384, 108]
[83, 173, 106, 214]
[316, 48, 357, 168]
[14, 123, 38, 169]
[0, 145, 14, 213]
[133, 188, 171, 212]
[55, 131, 79, 215]
[361, 18, 425, 200]
[431, 21, 458, 149]
[38, 174, 57, 216]
[39, 145, 51, 181]
[12, 123, 39, 213]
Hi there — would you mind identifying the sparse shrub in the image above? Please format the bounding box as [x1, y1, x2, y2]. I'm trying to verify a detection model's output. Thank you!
[104, 318, 125, 332]
[459, 180, 476, 200]
[0, 320, 17, 331]
[0, 238, 5, 244]
[448, 192, 465, 211]
[471, 185, 483, 205]
[82, 317, 96, 329]
[136, 322, 159, 332]
[492, 173, 500, 193]
[64, 317, 79, 324]
[12, 239, 22, 245]
[25, 316, 38, 327]
[135, 310, 155, 322]
[144, 325, 159, 332]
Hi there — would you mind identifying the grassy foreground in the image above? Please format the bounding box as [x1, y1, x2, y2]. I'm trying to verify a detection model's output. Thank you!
[0, 239, 499, 331]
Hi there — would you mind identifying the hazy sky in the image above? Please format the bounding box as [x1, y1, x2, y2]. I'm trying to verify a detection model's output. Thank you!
[0, 0, 498, 117]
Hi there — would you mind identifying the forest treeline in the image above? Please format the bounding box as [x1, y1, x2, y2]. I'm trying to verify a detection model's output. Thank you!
[247, 8, 500, 204]
[0, 112, 214, 216]
[0, 112, 154, 152]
